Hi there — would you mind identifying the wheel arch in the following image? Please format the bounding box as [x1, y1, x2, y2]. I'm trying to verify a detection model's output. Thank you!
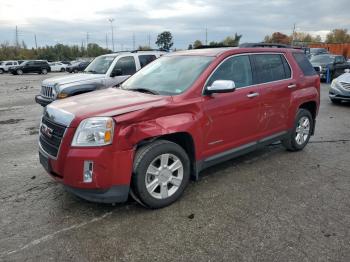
[135, 132, 198, 180]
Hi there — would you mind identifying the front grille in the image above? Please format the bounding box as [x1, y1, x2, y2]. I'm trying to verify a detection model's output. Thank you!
[41, 84, 55, 99]
[340, 82, 350, 91]
[39, 116, 66, 157]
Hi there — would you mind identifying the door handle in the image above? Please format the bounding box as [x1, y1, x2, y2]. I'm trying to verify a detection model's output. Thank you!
[288, 84, 297, 89]
[247, 92, 259, 98]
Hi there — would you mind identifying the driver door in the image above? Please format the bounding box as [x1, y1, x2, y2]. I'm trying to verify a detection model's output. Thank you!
[202, 55, 262, 159]
[107, 56, 138, 87]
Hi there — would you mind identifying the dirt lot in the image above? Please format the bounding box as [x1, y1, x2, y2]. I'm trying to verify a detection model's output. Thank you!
[0, 73, 350, 262]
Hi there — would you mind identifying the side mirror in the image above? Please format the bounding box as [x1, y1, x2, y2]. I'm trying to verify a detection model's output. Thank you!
[111, 69, 123, 77]
[345, 69, 350, 73]
[205, 80, 236, 95]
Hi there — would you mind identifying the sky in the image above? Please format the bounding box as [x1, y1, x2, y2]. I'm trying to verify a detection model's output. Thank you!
[0, 0, 349, 50]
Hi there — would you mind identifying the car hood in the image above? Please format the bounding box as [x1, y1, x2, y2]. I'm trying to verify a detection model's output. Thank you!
[42, 73, 105, 87]
[336, 72, 350, 83]
[46, 88, 170, 127]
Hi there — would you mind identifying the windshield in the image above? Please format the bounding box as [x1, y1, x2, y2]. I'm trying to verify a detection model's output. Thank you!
[122, 56, 213, 95]
[84, 56, 116, 74]
[310, 55, 334, 64]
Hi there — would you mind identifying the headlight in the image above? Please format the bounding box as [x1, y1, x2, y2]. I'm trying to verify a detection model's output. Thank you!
[331, 79, 341, 90]
[72, 117, 114, 147]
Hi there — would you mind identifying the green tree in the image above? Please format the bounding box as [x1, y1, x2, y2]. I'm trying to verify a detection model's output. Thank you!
[326, 29, 350, 43]
[188, 44, 193, 50]
[193, 40, 203, 48]
[222, 33, 242, 46]
[155, 31, 173, 51]
[138, 45, 152, 51]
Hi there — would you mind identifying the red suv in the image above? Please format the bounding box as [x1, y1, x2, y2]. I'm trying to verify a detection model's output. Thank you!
[38, 47, 320, 208]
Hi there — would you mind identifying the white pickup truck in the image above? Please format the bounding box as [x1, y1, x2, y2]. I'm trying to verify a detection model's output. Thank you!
[0, 60, 19, 73]
[35, 51, 165, 107]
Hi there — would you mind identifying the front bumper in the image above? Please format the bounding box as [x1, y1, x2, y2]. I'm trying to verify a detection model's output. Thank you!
[64, 185, 129, 203]
[35, 95, 53, 107]
[39, 127, 134, 203]
[329, 85, 350, 101]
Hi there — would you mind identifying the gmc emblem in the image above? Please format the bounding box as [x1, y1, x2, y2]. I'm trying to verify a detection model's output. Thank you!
[41, 123, 53, 138]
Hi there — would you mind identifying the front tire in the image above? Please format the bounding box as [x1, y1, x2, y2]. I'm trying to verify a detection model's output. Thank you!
[132, 140, 190, 209]
[16, 69, 23, 75]
[0, 69, 4, 74]
[41, 69, 48, 74]
[282, 109, 313, 151]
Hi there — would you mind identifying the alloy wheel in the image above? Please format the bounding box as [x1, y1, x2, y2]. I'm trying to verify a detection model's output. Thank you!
[295, 116, 310, 145]
[145, 153, 184, 199]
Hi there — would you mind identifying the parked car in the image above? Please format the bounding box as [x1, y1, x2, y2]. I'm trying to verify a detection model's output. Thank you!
[308, 48, 329, 58]
[38, 46, 320, 208]
[9, 60, 51, 75]
[0, 60, 19, 73]
[66, 61, 90, 73]
[329, 69, 350, 103]
[49, 62, 67, 72]
[60, 61, 72, 65]
[310, 54, 350, 80]
[35, 51, 164, 107]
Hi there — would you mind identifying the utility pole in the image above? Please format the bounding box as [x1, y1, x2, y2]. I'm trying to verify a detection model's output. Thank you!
[132, 33, 136, 50]
[34, 34, 38, 49]
[15, 25, 19, 47]
[148, 33, 151, 48]
[205, 27, 208, 45]
[108, 18, 115, 52]
[105, 33, 109, 50]
[86, 32, 89, 56]
[292, 23, 296, 46]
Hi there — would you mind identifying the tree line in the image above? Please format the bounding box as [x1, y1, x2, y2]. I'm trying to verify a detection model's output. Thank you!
[264, 28, 350, 45]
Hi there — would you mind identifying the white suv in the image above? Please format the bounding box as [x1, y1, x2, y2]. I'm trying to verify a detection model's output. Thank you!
[0, 61, 19, 73]
[35, 51, 165, 107]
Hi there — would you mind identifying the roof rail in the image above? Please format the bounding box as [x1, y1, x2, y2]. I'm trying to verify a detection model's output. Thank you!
[239, 42, 291, 48]
[111, 49, 168, 54]
[194, 45, 237, 49]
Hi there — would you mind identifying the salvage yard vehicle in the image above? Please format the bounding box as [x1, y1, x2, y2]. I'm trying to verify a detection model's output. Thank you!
[9, 60, 51, 75]
[35, 51, 164, 107]
[0, 60, 19, 73]
[310, 54, 350, 80]
[49, 62, 67, 72]
[38, 46, 320, 208]
[329, 69, 350, 103]
[66, 61, 90, 73]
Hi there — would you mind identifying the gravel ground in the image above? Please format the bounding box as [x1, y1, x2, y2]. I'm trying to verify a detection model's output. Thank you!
[0, 73, 349, 262]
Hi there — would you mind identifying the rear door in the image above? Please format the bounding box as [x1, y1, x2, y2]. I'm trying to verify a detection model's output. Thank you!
[202, 54, 262, 158]
[251, 53, 293, 137]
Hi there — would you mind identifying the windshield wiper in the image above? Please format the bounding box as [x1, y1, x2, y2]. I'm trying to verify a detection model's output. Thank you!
[85, 70, 98, 74]
[127, 88, 160, 95]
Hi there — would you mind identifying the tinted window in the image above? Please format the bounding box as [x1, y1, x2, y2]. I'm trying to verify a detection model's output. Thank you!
[293, 53, 317, 76]
[253, 54, 289, 83]
[207, 55, 253, 88]
[335, 56, 345, 63]
[5, 62, 12, 65]
[114, 56, 136, 75]
[139, 55, 156, 68]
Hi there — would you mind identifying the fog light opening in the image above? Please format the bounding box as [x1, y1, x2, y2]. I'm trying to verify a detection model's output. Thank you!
[83, 161, 93, 183]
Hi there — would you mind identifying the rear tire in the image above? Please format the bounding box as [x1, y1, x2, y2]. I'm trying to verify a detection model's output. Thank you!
[282, 109, 313, 151]
[74, 69, 78, 73]
[60, 68, 65, 72]
[0, 69, 4, 74]
[41, 69, 48, 74]
[132, 140, 190, 209]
